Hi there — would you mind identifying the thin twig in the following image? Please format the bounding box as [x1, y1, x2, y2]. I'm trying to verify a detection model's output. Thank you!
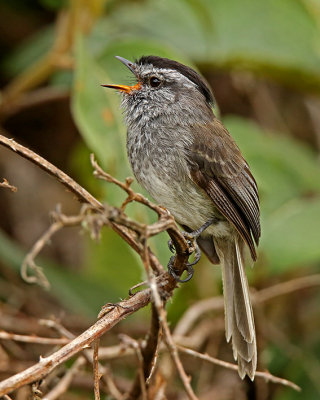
[0, 132, 102, 209]
[0, 178, 17, 192]
[21, 207, 89, 288]
[93, 339, 101, 400]
[254, 274, 320, 303]
[0, 266, 185, 397]
[43, 357, 86, 400]
[40, 319, 125, 398]
[120, 335, 148, 400]
[0, 331, 69, 345]
[177, 346, 301, 392]
[0, 133, 188, 281]
[100, 367, 124, 400]
[174, 273, 320, 337]
[0, 286, 153, 396]
[148, 247, 198, 400]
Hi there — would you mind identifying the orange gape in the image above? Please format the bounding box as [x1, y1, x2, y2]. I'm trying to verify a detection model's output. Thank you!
[102, 82, 142, 94]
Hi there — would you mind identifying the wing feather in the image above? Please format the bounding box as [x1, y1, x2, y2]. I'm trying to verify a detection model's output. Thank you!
[187, 118, 260, 259]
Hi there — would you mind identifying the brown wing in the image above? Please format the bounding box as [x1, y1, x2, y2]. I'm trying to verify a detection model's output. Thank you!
[187, 118, 260, 261]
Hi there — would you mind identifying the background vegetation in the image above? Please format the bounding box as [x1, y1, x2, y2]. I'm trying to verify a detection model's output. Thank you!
[0, 0, 320, 399]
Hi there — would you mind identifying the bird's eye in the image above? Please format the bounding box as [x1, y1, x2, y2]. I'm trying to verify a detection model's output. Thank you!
[149, 76, 161, 88]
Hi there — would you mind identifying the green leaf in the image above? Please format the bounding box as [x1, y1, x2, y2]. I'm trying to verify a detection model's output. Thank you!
[223, 116, 320, 272]
[94, 0, 320, 90]
[96, 38, 191, 82]
[72, 34, 128, 179]
[261, 198, 320, 272]
[223, 116, 320, 213]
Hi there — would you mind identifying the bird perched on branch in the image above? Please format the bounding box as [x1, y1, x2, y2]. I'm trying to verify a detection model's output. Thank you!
[103, 55, 260, 380]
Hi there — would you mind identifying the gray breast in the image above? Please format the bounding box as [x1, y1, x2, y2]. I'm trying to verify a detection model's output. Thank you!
[126, 126, 219, 232]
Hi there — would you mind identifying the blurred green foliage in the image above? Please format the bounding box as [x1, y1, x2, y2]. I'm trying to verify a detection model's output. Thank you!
[1, 0, 320, 398]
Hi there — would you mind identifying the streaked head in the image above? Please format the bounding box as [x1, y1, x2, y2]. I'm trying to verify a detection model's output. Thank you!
[102, 56, 214, 125]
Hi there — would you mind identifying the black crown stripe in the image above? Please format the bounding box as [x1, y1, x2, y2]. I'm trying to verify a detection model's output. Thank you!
[137, 56, 214, 105]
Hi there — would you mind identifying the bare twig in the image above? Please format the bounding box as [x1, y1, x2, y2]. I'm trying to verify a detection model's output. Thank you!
[0, 331, 69, 345]
[100, 367, 124, 400]
[93, 339, 101, 400]
[43, 357, 86, 400]
[0, 286, 154, 396]
[0, 133, 189, 281]
[174, 274, 320, 337]
[177, 346, 301, 392]
[149, 249, 198, 400]
[0, 132, 102, 209]
[120, 335, 148, 400]
[254, 274, 320, 303]
[21, 207, 89, 288]
[91, 154, 164, 216]
[40, 319, 125, 398]
[0, 133, 305, 399]
[0, 178, 17, 192]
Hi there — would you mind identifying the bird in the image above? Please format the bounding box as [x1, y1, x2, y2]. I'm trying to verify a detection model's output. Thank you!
[103, 55, 260, 380]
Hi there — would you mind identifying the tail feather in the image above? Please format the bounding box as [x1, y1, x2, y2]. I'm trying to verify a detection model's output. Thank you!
[215, 235, 257, 380]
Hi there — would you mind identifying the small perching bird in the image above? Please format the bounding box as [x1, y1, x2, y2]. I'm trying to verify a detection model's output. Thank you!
[103, 56, 261, 380]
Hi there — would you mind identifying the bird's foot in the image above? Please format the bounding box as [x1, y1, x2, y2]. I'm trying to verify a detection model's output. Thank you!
[167, 236, 201, 282]
[167, 255, 195, 283]
[167, 218, 215, 282]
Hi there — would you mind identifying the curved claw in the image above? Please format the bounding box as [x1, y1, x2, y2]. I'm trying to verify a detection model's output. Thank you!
[167, 255, 195, 283]
[187, 244, 201, 267]
[178, 264, 194, 282]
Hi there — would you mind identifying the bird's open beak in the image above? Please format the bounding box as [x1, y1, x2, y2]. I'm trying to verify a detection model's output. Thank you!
[101, 56, 141, 94]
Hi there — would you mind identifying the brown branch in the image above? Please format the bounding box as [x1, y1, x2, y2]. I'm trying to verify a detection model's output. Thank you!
[100, 367, 124, 400]
[40, 319, 124, 398]
[120, 335, 148, 400]
[148, 249, 198, 400]
[43, 357, 86, 400]
[177, 346, 301, 392]
[1, 132, 302, 398]
[0, 133, 189, 281]
[0, 178, 17, 192]
[93, 339, 101, 400]
[0, 132, 102, 209]
[254, 274, 320, 303]
[0, 331, 69, 345]
[174, 273, 320, 338]
[0, 274, 177, 396]
[21, 207, 90, 288]
[91, 154, 165, 216]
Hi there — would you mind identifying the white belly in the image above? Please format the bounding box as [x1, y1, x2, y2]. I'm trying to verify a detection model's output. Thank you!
[138, 164, 232, 238]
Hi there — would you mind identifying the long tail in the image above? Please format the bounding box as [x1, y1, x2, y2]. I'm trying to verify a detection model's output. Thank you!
[215, 235, 257, 380]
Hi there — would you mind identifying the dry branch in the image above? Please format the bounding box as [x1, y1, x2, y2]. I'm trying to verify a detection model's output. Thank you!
[43, 357, 86, 400]
[0, 133, 303, 399]
[0, 331, 69, 345]
[0, 178, 17, 192]
[178, 346, 301, 392]
[0, 286, 154, 396]
[93, 339, 101, 400]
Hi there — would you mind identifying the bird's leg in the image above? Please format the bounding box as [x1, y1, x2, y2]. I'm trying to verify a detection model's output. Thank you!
[167, 217, 215, 282]
[167, 255, 194, 283]
[183, 217, 216, 240]
[167, 217, 215, 254]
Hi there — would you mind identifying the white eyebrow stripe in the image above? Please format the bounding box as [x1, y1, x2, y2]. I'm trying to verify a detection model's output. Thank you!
[136, 65, 197, 87]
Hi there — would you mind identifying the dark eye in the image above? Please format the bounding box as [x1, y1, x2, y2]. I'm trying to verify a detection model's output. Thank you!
[149, 76, 161, 88]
